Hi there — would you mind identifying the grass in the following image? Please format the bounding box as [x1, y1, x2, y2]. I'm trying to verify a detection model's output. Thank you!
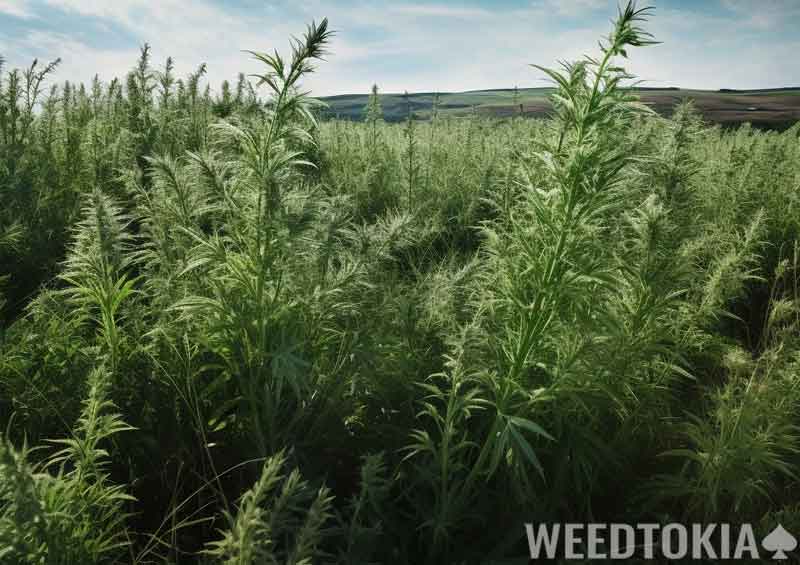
[2, 2, 800, 563]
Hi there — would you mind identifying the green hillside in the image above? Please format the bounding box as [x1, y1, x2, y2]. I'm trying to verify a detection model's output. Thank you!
[321, 86, 800, 129]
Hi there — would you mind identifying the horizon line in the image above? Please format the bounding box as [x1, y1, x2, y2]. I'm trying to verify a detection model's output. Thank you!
[318, 85, 800, 98]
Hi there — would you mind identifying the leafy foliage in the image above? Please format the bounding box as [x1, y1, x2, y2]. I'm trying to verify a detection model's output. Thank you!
[2, 3, 800, 563]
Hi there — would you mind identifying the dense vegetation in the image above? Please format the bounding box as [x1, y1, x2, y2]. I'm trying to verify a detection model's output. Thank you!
[2, 3, 800, 563]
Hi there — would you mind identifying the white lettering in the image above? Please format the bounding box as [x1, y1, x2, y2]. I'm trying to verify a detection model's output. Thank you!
[734, 525, 760, 559]
[692, 523, 717, 559]
[565, 523, 584, 559]
[525, 523, 560, 559]
[587, 524, 607, 559]
[662, 524, 687, 559]
[610, 524, 636, 559]
[638, 523, 659, 559]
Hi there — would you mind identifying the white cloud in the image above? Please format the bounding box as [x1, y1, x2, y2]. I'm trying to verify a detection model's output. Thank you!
[541, 0, 610, 17]
[22, 0, 313, 90]
[1, 0, 797, 96]
[389, 4, 492, 19]
[12, 29, 138, 84]
[0, 0, 35, 18]
[720, 0, 800, 29]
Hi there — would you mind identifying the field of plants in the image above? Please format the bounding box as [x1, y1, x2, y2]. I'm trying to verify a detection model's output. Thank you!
[2, 3, 800, 563]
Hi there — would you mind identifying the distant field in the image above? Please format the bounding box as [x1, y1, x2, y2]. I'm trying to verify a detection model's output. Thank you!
[320, 87, 800, 129]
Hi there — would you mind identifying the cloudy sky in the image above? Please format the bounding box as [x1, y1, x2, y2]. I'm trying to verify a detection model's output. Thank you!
[1, 0, 798, 96]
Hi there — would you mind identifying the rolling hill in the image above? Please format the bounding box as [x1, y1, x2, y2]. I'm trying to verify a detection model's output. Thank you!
[319, 87, 800, 129]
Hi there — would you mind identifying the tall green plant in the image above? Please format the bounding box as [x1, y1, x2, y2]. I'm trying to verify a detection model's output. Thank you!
[176, 19, 334, 457]
[205, 450, 333, 565]
[0, 366, 134, 564]
[60, 189, 136, 374]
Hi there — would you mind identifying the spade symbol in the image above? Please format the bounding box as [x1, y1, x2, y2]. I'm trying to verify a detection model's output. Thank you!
[762, 524, 798, 560]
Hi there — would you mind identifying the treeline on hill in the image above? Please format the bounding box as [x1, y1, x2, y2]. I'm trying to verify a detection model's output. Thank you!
[2, 3, 800, 564]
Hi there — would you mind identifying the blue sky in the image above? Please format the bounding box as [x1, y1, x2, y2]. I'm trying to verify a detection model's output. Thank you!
[1, 0, 798, 96]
